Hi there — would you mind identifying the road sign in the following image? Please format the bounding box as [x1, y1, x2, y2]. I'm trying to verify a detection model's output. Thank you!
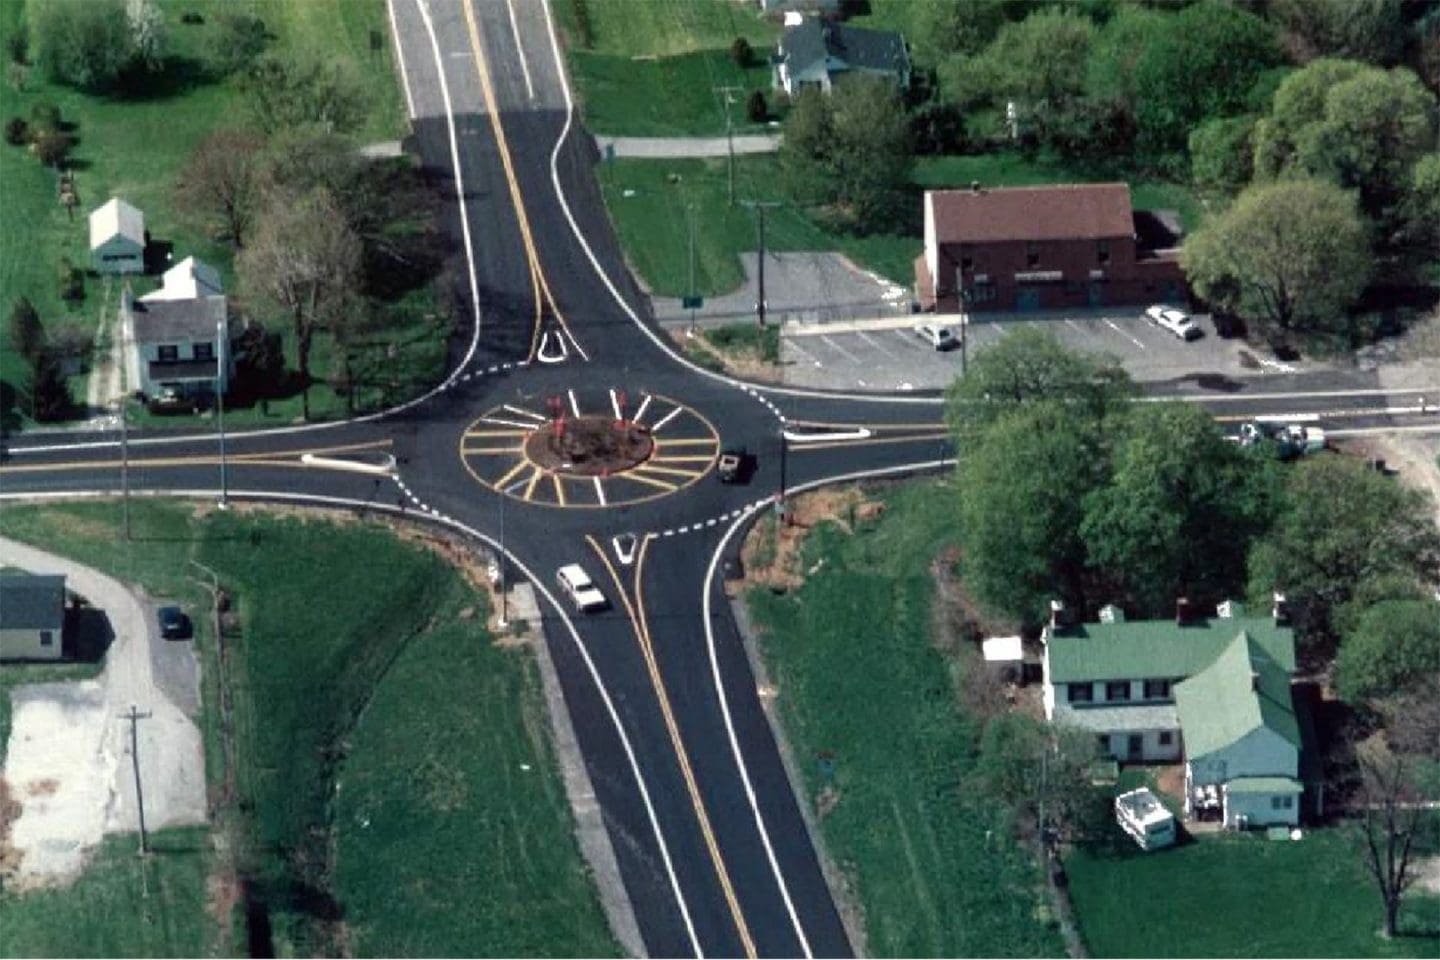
[682, 295, 703, 309]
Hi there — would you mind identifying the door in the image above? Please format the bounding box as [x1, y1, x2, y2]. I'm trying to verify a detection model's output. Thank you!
[1127, 734, 1143, 761]
[1016, 287, 1042, 311]
[1088, 282, 1105, 307]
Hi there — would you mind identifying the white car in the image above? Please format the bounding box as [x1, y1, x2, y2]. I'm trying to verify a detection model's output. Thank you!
[915, 323, 958, 351]
[557, 564, 607, 613]
[1144, 304, 1202, 341]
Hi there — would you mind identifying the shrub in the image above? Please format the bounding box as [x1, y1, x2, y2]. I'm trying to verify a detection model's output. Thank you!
[746, 89, 767, 123]
[57, 257, 84, 302]
[29, 101, 60, 134]
[32, 0, 134, 92]
[4, 116, 29, 145]
[31, 128, 73, 167]
[180, 11, 204, 25]
[207, 13, 268, 77]
[731, 36, 753, 67]
[6, 23, 28, 64]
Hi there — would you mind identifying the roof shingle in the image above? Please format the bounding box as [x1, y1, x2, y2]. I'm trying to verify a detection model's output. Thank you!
[928, 183, 1135, 245]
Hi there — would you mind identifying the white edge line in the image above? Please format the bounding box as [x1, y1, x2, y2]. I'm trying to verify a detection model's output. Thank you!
[385, 0, 417, 119]
[3, 483, 704, 957]
[501, 0, 536, 99]
[698, 455, 957, 959]
[535, 0, 938, 410]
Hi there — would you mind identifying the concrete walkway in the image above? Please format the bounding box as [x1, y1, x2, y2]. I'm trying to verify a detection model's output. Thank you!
[593, 133, 780, 159]
[1, 537, 206, 888]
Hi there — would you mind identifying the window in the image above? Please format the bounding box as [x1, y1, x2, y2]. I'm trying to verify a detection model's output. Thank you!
[1096, 240, 1110, 265]
[39, 630, 53, 647]
[1105, 680, 1131, 702]
[970, 282, 997, 303]
[1272, 795, 1294, 810]
[1096, 734, 1110, 754]
[1067, 682, 1093, 704]
[193, 342, 214, 361]
[1026, 242, 1040, 268]
[1143, 679, 1171, 700]
[158, 345, 179, 362]
[1158, 731, 1173, 746]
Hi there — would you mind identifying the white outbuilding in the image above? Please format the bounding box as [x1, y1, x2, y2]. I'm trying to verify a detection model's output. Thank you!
[89, 197, 146, 274]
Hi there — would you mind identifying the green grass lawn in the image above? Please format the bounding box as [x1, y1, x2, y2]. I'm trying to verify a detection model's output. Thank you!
[0, 0, 411, 428]
[554, 0, 781, 136]
[744, 479, 1065, 957]
[0, 501, 615, 957]
[1066, 828, 1440, 958]
[0, 827, 214, 958]
[601, 155, 919, 296]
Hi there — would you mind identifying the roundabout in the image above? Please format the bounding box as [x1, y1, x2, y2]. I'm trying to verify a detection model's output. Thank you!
[458, 388, 722, 508]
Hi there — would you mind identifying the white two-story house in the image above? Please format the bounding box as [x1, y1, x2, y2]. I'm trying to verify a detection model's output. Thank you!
[121, 257, 233, 401]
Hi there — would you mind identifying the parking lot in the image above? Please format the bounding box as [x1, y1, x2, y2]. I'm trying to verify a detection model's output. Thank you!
[779, 308, 1262, 392]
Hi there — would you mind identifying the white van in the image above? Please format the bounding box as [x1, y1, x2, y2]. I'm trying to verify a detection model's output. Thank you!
[557, 564, 607, 613]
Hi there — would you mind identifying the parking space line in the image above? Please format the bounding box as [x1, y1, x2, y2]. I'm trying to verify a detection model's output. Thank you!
[1104, 319, 1147, 350]
[856, 331, 899, 359]
[785, 339, 822, 366]
[820, 335, 862, 364]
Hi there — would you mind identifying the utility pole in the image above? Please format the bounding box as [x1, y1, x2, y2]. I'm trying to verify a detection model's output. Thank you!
[740, 200, 780, 328]
[713, 85, 742, 206]
[120, 394, 131, 541]
[957, 270, 970, 377]
[687, 203, 698, 337]
[120, 705, 152, 855]
[216, 310, 228, 509]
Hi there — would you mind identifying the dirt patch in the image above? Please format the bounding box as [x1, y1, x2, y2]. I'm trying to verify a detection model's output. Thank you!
[24, 779, 58, 797]
[737, 487, 870, 594]
[0, 777, 22, 880]
[1334, 435, 1440, 529]
[1413, 855, 1440, 896]
[664, 328, 785, 384]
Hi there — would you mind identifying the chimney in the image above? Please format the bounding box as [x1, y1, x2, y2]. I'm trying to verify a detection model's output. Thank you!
[1272, 591, 1290, 625]
[970, 180, 981, 194]
[1175, 596, 1195, 626]
[1217, 599, 1236, 619]
[1049, 598, 1066, 630]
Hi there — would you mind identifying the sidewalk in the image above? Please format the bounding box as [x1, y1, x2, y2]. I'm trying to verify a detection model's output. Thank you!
[593, 132, 780, 160]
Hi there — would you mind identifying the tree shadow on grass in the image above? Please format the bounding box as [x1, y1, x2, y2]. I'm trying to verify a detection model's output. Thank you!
[113, 56, 211, 102]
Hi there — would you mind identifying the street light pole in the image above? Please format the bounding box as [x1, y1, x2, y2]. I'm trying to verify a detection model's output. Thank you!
[740, 200, 780, 329]
[714, 85, 742, 206]
[216, 310, 228, 509]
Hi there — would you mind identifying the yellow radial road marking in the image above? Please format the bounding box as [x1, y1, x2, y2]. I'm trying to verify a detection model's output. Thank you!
[622, 471, 679, 491]
[587, 535, 757, 959]
[494, 459, 530, 490]
[552, 474, 567, 505]
[523, 466, 544, 501]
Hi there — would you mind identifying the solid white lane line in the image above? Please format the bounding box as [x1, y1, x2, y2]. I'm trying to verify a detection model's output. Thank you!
[593, 476, 607, 506]
[610, 388, 623, 421]
[651, 406, 684, 432]
[567, 388, 581, 418]
[385, 0, 417, 118]
[502, 0, 535, 99]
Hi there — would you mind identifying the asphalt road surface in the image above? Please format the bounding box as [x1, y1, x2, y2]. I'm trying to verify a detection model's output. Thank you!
[3, 0, 1439, 956]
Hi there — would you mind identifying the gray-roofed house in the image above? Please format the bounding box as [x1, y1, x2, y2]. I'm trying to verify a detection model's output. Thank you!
[772, 20, 910, 97]
[0, 572, 66, 661]
[89, 197, 146, 274]
[120, 258, 234, 401]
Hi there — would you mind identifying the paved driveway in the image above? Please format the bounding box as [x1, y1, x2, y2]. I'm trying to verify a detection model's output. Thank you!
[779, 309, 1269, 391]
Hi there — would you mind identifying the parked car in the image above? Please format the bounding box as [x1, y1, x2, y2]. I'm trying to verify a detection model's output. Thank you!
[1115, 787, 1176, 851]
[158, 606, 190, 640]
[915, 323, 958, 351]
[1144, 304, 1202, 341]
[1238, 419, 1326, 459]
[556, 564, 607, 613]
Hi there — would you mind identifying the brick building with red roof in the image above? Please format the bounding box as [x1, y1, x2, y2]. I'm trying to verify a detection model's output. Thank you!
[915, 183, 1187, 314]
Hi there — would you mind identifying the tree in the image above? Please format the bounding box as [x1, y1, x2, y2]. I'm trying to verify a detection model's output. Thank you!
[1336, 600, 1440, 703]
[1131, 1, 1281, 165]
[778, 87, 833, 206]
[175, 129, 264, 248]
[959, 401, 1109, 621]
[238, 187, 362, 420]
[972, 713, 1110, 847]
[1269, 0, 1405, 66]
[1189, 115, 1257, 197]
[745, 89, 767, 124]
[1398, 152, 1440, 260]
[1182, 178, 1370, 343]
[32, 0, 135, 92]
[1247, 455, 1440, 651]
[1081, 403, 1276, 616]
[910, 0, 1009, 63]
[8, 297, 44, 362]
[207, 13, 269, 77]
[125, 0, 166, 75]
[242, 54, 365, 134]
[944, 327, 1134, 450]
[730, 36, 752, 68]
[981, 8, 1095, 145]
[1353, 740, 1429, 939]
[1252, 60, 1436, 223]
[24, 349, 72, 422]
[825, 76, 913, 231]
[31, 127, 72, 167]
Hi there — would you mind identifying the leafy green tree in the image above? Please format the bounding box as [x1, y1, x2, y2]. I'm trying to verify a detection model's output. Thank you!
[32, 0, 134, 91]
[1084, 4, 1168, 124]
[1189, 115, 1257, 197]
[982, 8, 1095, 145]
[242, 54, 364, 134]
[729, 36, 752, 68]
[1268, 0, 1406, 66]
[8, 297, 44, 362]
[945, 327, 1134, 450]
[1398, 152, 1440, 259]
[24, 349, 72, 422]
[959, 401, 1108, 621]
[909, 0, 1009, 63]
[238, 187, 362, 420]
[778, 87, 832, 206]
[1247, 456, 1440, 650]
[1182, 178, 1370, 343]
[1336, 600, 1440, 703]
[826, 76, 913, 231]
[1081, 403, 1277, 616]
[972, 713, 1109, 847]
[207, 13, 269, 77]
[1252, 60, 1436, 222]
[1131, 1, 1281, 165]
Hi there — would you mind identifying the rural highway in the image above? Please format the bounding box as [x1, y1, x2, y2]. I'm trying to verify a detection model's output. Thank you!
[2, 0, 1438, 956]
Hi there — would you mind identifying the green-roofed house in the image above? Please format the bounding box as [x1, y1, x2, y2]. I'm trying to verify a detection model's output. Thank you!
[1042, 598, 1303, 827]
[1174, 631, 1302, 828]
[0, 572, 66, 661]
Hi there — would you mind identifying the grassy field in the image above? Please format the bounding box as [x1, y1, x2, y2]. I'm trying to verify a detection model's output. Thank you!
[0, 0, 413, 428]
[601, 155, 919, 296]
[553, 0, 781, 136]
[744, 480, 1066, 957]
[0, 501, 615, 957]
[1066, 827, 1440, 958]
[600, 149, 1203, 298]
[0, 827, 214, 958]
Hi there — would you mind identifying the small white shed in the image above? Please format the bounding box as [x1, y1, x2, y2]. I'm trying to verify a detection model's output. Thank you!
[89, 197, 146, 274]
